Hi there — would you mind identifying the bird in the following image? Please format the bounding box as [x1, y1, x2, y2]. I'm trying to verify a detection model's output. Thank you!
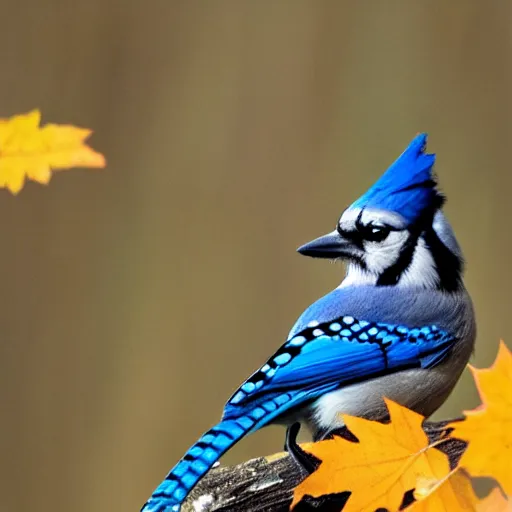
[141, 133, 476, 512]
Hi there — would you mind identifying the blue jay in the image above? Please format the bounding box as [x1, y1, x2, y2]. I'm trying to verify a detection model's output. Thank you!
[141, 134, 476, 512]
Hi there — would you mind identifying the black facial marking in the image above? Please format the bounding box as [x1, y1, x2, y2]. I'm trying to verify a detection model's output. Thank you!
[354, 209, 395, 243]
[376, 231, 420, 286]
[359, 222, 392, 242]
[376, 222, 462, 291]
[336, 228, 364, 250]
[338, 208, 398, 249]
[423, 227, 462, 292]
[337, 210, 364, 249]
[334, 224, 368, 270]
[372, 195, 462, 290]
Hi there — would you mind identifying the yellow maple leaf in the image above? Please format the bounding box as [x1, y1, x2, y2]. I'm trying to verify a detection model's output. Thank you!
[449, 341, 512, 494]
[410, 470, 478, 511]
[0, 109, 105, 194]
[477, 487, 512, 512]
[291, 399, 451, 512]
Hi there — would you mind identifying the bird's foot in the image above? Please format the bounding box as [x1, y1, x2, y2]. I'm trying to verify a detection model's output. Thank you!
[285, 422, 319, 475]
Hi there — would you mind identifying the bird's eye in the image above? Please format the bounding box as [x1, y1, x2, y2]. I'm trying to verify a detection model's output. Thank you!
[360, 223, 391, 242]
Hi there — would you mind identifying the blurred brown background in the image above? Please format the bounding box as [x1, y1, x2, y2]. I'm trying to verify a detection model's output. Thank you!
[0, 1, 510, 511]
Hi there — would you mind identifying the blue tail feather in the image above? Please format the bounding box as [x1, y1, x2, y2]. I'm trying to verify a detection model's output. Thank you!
[141, 417, 255, 512]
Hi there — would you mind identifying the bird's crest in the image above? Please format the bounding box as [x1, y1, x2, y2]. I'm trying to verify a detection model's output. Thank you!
[351, 134, 443, 224]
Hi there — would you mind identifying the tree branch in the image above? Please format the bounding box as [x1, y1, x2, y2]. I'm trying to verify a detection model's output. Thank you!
[181, 420, 467, 512]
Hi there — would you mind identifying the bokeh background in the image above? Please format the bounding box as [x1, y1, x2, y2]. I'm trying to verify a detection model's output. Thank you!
[0, 2, 510, 511]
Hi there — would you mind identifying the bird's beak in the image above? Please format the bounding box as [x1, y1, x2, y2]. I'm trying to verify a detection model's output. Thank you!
[297, 230, 352, 259]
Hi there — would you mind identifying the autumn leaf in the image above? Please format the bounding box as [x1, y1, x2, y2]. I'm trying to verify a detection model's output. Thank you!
[410, 469, 478, 511]
[477, 487, 512, 512]
[449, 341, 512, 494]
[291, 399, 451, 512]
[0, 109, 105, 194]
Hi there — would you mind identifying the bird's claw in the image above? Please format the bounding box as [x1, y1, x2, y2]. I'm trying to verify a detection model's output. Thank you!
[285, 422, 318, 475]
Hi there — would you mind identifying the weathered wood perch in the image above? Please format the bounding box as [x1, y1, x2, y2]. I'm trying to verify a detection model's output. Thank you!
[181, 420, 467, 512]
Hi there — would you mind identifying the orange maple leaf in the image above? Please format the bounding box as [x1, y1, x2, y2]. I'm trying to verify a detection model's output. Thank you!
[410, 470, 478, 511]
[291, 399, 451, 512]
[449, 341, 512, 494]
[0, 109, 105, 194]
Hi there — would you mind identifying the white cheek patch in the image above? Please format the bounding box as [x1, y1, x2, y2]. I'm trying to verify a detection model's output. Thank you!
[339, 234, 440, 289]
[363, 231, 408, 275]
[338, 263, 377, 287]
[398, 237, 439, 288]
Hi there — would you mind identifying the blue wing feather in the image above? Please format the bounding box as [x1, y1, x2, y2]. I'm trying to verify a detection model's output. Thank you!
[223, 315, 455, 423]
